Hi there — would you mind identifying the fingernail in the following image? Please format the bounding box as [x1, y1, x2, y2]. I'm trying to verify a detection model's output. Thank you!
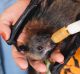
[0, 32, 6, 40]
[57, 59, 64, 64]
[60, 61, 64, 64]
[37, 65, 47, 72]
[20, 62, 28, 70]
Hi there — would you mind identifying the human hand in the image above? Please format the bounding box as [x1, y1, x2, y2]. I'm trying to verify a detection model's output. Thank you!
[0, 0, 64, 73]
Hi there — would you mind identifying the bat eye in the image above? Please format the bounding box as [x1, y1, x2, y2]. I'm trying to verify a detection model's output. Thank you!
[37, 46, 43, 51]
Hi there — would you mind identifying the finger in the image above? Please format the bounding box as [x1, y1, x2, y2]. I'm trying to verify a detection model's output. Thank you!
[12, 45, 28, 70]
[0, 23, 11, 40]
[50, 49, 64, 64]
[29, 60, 47, 72]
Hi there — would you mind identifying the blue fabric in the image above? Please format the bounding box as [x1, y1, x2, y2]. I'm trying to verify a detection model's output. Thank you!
[0, 0, 28, 74]
[0, 0, 16, 13]
[0, 37, 4, 74]
[1, 38, 28, 74]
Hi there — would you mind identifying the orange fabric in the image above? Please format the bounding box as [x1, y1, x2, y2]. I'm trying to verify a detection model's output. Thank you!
[60, 48, 80, 74]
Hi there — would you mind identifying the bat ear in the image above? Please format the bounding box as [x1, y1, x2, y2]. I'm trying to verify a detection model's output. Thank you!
[76, 13, 80, 21]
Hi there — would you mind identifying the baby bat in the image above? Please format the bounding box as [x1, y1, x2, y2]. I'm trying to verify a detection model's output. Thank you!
[17, 0, 80, 60]
[11, 0, 80, 74]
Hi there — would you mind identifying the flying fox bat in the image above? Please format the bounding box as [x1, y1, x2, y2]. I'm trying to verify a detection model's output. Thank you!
[7, 0, 80, 74]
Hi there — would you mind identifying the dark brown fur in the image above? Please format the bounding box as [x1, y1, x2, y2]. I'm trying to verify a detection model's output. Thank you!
[17, 0, 80, 73]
